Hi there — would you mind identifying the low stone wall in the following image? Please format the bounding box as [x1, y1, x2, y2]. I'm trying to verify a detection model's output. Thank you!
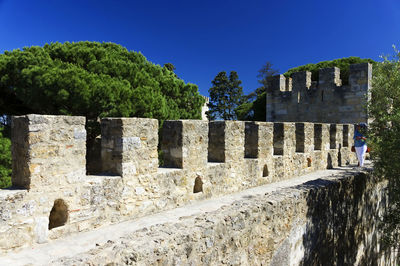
[53, 170, 394, 265]
[0, 114, 357, 252]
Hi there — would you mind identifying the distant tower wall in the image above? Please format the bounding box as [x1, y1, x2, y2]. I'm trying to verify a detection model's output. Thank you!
[266, 63, 372, 124]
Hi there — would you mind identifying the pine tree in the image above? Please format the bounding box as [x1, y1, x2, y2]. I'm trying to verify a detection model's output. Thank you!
[208, 71, 243, 120]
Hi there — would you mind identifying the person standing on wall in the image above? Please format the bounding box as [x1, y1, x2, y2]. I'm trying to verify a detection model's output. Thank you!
[353, 123, 368, 167]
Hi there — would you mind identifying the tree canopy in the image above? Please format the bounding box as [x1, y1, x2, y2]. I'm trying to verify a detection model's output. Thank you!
[0, 41, 205, 187]
[368, 48, 400, 252]
[0, 42, 204, 123]
[236, 62, 278, 121]
[208, 71, 243, 120]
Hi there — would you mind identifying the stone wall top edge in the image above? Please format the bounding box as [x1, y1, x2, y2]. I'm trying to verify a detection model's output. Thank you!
[268, 62, 371, 92]
[12, 114, 85, 122]
[102, 117, 158, 122]
[164, 119, 208, 123]
[289, 62, 371, 78]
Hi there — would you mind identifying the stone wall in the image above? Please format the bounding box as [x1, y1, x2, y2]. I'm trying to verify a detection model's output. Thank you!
[53, 170, 394, 265]
[0, 114, 357, 252]
[266, 63, 372, 124]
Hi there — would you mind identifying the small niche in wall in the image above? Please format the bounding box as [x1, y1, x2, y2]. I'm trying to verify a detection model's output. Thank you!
[193, 176, 203, 193]
[263, 164, 269, 177]
[307, 157, 312, 167]
[49, 199, 69, 230]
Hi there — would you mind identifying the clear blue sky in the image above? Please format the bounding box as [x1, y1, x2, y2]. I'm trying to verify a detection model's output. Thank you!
[0, 0, 399, 96]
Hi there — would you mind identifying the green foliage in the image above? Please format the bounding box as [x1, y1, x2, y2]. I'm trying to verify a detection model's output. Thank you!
[0, 42, 204, 123]
[0, 41, 204, 175]
[0, 127, 11, 188]
[256, 61, 279, 96]
[163, 63, 176, 72]
[237, 62, 278, 121]
[208, 71, 243, 120]
[368, 48, 400, 252]
[285, 56, 375, 84]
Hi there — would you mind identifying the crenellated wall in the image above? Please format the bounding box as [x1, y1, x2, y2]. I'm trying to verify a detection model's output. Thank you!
[266, 63, 372, 124]
[0, 114, 357, 252]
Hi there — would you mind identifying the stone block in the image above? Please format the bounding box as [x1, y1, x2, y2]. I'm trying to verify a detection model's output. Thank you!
[208, 121, 244, 163]
[101, 117, 158, 177]
[161, 120, 208, 170]
[11, 115, 86, 190]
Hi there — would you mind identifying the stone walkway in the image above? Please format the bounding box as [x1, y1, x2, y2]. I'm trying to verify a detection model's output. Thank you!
[0, 163, 371, 266]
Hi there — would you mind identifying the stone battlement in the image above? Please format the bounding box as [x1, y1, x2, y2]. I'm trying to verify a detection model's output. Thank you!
[266, 63, 372, 124]
[0, 114, 357, 252]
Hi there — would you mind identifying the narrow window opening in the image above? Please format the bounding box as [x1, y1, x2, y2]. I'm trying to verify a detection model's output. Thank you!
[314, 124, 322, 150]
[208, 122, 225, 162]
[295, 123, 305, 153]
[273, 123, 284, 156]
[321, 90, 324, 102]
[297, 91, 301, 104]
[86, 118, 100, 175]
[193, 176, 203, 193]
[245, 122, 258, 158]
[307, 157, 312, 167]
[342, 125, 349, 147]
[263, 164, 269, 177]
[330, 124, 337, 149]
[49, 199, 69, 230]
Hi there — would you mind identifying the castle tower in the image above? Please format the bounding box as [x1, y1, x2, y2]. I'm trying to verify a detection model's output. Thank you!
[266, 63, 372, 124]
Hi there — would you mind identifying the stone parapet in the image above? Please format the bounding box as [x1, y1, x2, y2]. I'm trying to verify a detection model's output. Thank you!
[101, 117, 158, 177]
[161, 120, 208, 171]
[38, 169, 394, 265]
[11, 114, 86, 190]
[1, 114, 358, 252]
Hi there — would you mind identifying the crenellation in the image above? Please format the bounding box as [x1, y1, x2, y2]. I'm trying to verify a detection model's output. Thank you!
[1, 114, 358, 252]
[268, 75, 287, 92]
[12, 114, 86, 190]
[319, 67, 342, 87]
[267, 63, 371, 124]
[101, 117, 159, 176]
[244, 122, 259, 158]
[291, 71, 312, 90]
[349, 63, 372, 91]
[295, 123, 305, 153]
[161, 120, 208, 170]
[208, 121, 244, 163]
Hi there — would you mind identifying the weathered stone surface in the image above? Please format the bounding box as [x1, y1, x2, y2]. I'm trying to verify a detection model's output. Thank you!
[101, 117, 158, 176]
[2, 114, 358, 252]
[266, 63, 371, 124]
[161, 120, 208, 170]
[11, 114, 86, 190]
[49, 170, 394, 266]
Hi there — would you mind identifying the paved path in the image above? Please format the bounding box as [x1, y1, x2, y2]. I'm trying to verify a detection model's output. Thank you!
[0, 163, 370, 266]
